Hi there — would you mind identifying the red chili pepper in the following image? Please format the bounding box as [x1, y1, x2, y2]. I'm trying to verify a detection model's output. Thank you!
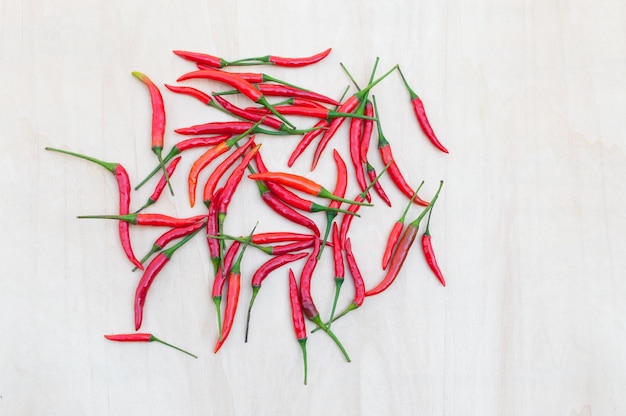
[244, 104, 377, 121]
[310, 64, 398, 170]
[326, 222, 344, 330]
[298, 238, 351, 362]
[211, 94, 285, 131]
[132, 71, 174, 196]
[231, 83, 341, 106]
[210, 234, 316, 256]
[104, 333, 197, 358]
[228, 47, 331, 67]
[177, 68, 297, 129]
[381, 184, 424, 270]
[365, 162, 392, 207]
[77, 212, 206, 228]
[174, 120, 309, 136]
[397, 67, 448, 154]
[194, 67, 312, 93]
[211, 239, 240, 339]
[360, 100, 375, 164]
[318, 149, 348, 259]
[348, 101, 370, 198]
[244, 251, 308, 342]
[134, 220, 206, 271]
[45, 147, 143, 271]
[134, 227, 202, 330]
[422, 199, 446, 286]
[214, 225, 257, 352]
[372, 95, 429, 206]
[135, 156, 182, 213]
[287, 268, 308, 385]
[173, 49, 229, 68]
[202, 137, 257, 207]
[247, 171, 372, 207]
[250, 232, 314, 245]
[206, 187, 223, 274]
[165, 83, 213, 106]
[365, 181, 443, 297]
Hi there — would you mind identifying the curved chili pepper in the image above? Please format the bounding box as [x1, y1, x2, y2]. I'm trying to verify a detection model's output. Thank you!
[77, 213, 206, 228]
[298, 238, 351, 362]
[134, 227, 202, 330]
[177, 68, 297, 129]
[372, 95, 429, 206]
[135, 156, 182, 213]
[397, 67, 448, 153]
[134, 219, 206, 271]
[173, 49, 229, 68]
[214, 224, 257, 352]
[164, 84, 213, 106]
[211, 239, 240, 338]
[365, 162, 392, 207]
[45, 147, 143, 271]
[422, 199, 446, 286]
[247, 172, 372, 206]
[202, 137, 257, 207]
[244, 251, 308, 342]
[104, 333, 197, 358]
[310, 64, 398, 170]
[132, 71, 174, 196]
[381, 184, 424, 270]
[318, 149, 348, 259]
[134, 135, 232, 191]
[228, 47, 331, 67]
[287, 268, 308, 385]
[365, 181, 443, 297]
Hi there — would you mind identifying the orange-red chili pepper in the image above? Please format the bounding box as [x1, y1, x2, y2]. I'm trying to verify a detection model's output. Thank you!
[397, 67, 448, 154]
[134, 227, 201, 330]
[372, 95, 429, 206]
[104, 333, 197, 358]
[287, 268, 308, 385]
[45, 147, 143, 271]
[244, 251, 308, 342]
[422, 199, 446, 286]
[77, 213, 206, 228]
[365, 181, 443, 297]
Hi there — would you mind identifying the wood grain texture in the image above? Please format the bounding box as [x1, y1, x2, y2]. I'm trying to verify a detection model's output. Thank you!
[1, 0, 625, 415]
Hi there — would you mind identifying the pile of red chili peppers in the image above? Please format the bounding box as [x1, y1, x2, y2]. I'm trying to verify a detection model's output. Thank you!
[46, 47, 448, 385]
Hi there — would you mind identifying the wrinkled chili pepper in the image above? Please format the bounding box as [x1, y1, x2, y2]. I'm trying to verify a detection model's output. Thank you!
[422, 198, 446, 286]
[397, 67, 448, 154]
[288, 268, 308, 385]
[134, 227, 202, 330]
[372, 95, 429, 206]
[365, 181, 443, 297]
[247, 171, 373, 206]
[381, 184, 423, 270]
[132, 71, 174, 195]
[77, 213, 206, 228]
[45, 147, 143, 271]
[244, 251, 308, 342]
[104, 333, 197, 358]
[228, 47, 332, 67]
[135, 156, 182, 213]
[214, 224, 257, 352]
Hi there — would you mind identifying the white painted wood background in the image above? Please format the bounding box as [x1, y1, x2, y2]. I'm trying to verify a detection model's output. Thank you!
[1, 0, 624, 415]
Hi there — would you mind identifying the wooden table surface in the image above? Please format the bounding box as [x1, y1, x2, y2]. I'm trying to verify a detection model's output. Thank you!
[2, 1, 624, 415]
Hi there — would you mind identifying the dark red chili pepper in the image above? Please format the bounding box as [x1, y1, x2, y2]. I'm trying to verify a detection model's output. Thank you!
[132, 71, 174, 195]
[135, 156, 182, 213]
[135, 134, 232, 191]
[381, 184, 423, 270]
[177, 68, 297, 129]
[134, 219, 206, 271]
[202, 137, 257, 207]
[287, 268, 308, 385]
[244, 251, 308, 342]
[397, 67, 448, 154]
[422, 198, 446, 286]
[45, 147, 143, 271]
[77, 212, 206, 228]
[327, 222, 344, 330]
[298, 238, 351, 362]
[104, 333, 197, 358]
[365, 162, 392, 207]
[310, 64, 398, 170]
[134, 227, 202, 330]
[365, 181, 443, 297]
[173, 49, 229, 68]
[214, 225, 256, 352]
[318, 149, 348, 259]
[211, 240, 240, 338]
[247, 171, 372, 206]
[372, 95, 429, 206]
[228, 47, 331, 67]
